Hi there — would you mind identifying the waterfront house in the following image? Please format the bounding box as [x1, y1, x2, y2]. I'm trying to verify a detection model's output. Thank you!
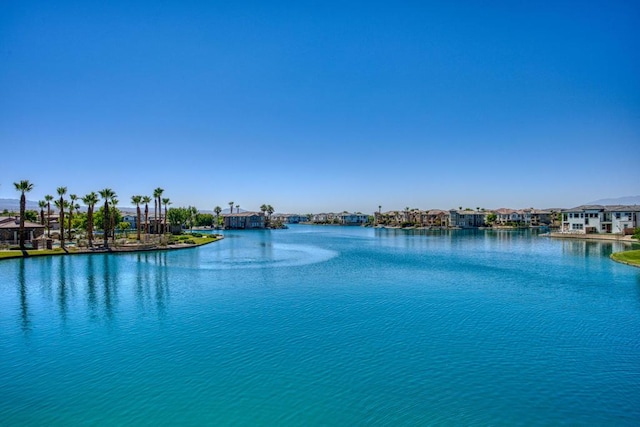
[338, 212, 369, 226]
[494, 208, 520, 225]
[0, 216, 45, 243]
[271, 213, 309, 224]
[561, 205, 639, 234]
[122, 214, 138, 230]
[448, 209, 486, 228]
[311, 213, 339, 224]
[411, 209, 449, 227]
[610, 206, 640, 234]
[424, 209, 449, 227]
[223, 212, 266, 229]
[529, 209, 553, 226]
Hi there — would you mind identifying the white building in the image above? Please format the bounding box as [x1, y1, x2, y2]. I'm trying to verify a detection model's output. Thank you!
[561, 205, 639, 234]
[338, 213, 369, 225]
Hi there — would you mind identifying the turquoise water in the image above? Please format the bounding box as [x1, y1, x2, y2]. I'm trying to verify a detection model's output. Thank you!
[1, 226, 639, 425]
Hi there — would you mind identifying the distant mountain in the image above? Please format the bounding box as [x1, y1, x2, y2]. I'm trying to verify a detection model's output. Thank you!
[221, 208, 247, 214]
[0, 198, 39, 212]
[587, 196, 640, 206]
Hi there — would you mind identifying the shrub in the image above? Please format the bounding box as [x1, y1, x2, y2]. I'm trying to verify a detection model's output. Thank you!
[184, 239, 196, 244]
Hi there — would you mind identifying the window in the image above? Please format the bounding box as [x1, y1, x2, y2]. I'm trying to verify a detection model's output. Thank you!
[615, 213, 621, 219]
[572, 223, 583, 230]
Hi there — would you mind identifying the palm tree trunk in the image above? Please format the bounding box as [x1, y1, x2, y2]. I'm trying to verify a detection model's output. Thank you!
[137, 205, 141, 241]
[68, 208, 73, 241]
[87, 207, 94, 247]
[19, 194, 26, 249]
[47, 203, 51, 238]
[59, 199, 65, 249]
[103, 202, 109, 248]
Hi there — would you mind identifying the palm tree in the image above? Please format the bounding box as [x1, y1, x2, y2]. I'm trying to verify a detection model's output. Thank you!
[82, 192, 99, 247]
[153, 188, 164, 234]
[142, 196, 151, 241]
[228, 201, 234, 214]
[214, 206, 222, 227]
[162, 198, 171, 234]
[189, 206, 198, 231]
[67, 194, 78, 240]
[13, 180, 34, 250]
[266, 205, 274, 227]
[38, 200, 47, 226]
[110, 196, 118, 243]
[260, 204, 268, 216]
[45, 194, 53, 237]
[131, 195, 142, 242]
[236, 204, 240, 214]
[99, 188, 115, 248]
[57, 187, 67, 249]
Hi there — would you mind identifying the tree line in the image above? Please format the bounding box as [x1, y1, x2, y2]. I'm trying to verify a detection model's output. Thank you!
[12, 180, 169, 250]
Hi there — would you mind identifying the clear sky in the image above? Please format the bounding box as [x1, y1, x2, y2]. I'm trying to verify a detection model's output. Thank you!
[1, 1, 639, 213]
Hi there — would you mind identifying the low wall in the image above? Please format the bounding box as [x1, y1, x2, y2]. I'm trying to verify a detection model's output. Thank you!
[549, 232, 635, 242]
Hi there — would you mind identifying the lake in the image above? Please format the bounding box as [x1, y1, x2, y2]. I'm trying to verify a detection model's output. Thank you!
[1, 226, 639, 425]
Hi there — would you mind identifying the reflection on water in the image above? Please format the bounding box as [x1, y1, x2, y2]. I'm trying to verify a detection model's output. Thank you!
[18, 259, 29, 333]
[87, 255, 98, 320]
[58, 257, 68, 324]
[560, 239, 632, 259]
[5, 229, 640, 331]
[7, 251, 175, 329]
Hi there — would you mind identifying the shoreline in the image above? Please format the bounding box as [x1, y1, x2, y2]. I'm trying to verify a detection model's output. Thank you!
[0, 235, 224, 261]
[610, 250, 640, 268]
[548, 232, 637, 243]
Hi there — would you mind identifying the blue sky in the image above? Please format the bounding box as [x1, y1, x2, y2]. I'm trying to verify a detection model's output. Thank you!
[1, 1, 639, 213]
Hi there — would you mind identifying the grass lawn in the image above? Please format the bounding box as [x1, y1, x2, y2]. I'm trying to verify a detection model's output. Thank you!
[173, 234, 222, 246]
[0, 234, 222, 260]
[0, 248, 66, 259]
[611, 249, 640, 267]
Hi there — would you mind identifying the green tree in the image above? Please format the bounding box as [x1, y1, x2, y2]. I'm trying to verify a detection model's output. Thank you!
[214, 206, 222, 226]
[98, 188, 115, 248]
[72, 212, 87, 233]
[486, 213, 497, 225]
[24, 210, 38, 222]
[196, 213, 214, 227]
[131, 195, 143, 242]
[57, 187, 67, 249]
[168, 207, 189, 229]
[13, 180, 34, 250]
[94, 206, 122, 232]
[228, 201, 234, 214]
[267, 205, 274, 225]
[118, 221, 131, 239]
[82, 192, 99, 247]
